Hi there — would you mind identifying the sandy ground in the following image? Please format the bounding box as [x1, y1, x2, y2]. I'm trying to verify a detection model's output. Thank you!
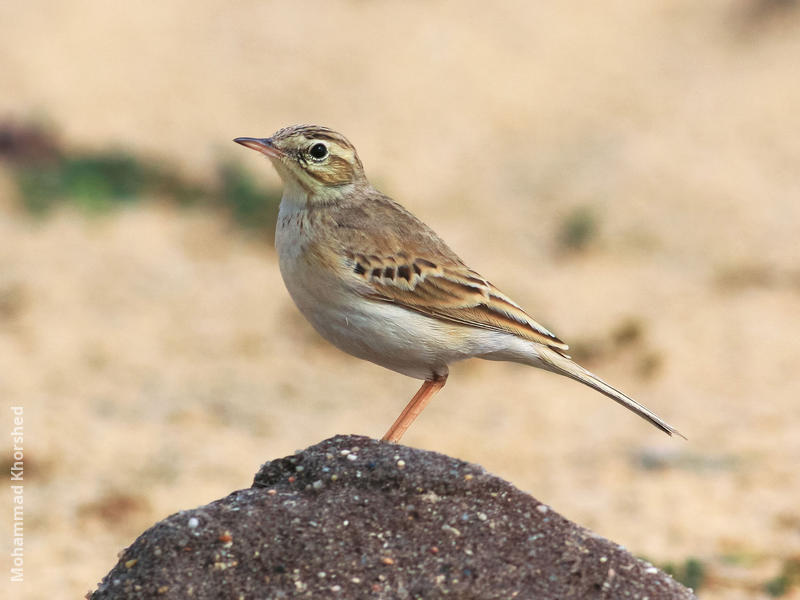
[1, 1, 799, 598]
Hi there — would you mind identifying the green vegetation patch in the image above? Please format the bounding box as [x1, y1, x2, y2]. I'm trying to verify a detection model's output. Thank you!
[557, 205, 599, 252]
[1, 121, 280, 236]
[659, 557, 707, 593]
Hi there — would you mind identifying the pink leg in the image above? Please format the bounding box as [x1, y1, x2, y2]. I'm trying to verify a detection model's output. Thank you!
[382, 374, 448, 443]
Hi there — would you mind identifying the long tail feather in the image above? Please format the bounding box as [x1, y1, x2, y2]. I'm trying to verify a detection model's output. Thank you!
[537, 347, 685, 439]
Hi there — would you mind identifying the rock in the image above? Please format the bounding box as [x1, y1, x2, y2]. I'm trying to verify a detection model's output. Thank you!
[90, 435, 694, 599]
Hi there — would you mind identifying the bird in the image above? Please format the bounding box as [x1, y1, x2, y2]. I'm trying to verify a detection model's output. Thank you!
[234, 125, 683, 442]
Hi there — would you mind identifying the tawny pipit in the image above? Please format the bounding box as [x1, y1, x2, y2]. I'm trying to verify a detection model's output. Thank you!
[235, 125, 683, 442]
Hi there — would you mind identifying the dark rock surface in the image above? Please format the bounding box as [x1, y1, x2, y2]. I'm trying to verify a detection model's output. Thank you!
[90, 435, 695, 599]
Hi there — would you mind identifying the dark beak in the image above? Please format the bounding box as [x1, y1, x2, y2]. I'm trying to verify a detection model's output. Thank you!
[233, 137, 283, 158]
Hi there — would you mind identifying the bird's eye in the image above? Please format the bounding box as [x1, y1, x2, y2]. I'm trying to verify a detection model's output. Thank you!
[309, 143, 328, 160]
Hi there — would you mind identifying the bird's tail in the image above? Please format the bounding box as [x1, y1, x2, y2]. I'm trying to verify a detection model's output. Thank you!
[536, 346, 685, 439]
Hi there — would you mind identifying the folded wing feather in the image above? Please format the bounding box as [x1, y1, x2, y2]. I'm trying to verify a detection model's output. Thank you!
[345, 251, 569, 352]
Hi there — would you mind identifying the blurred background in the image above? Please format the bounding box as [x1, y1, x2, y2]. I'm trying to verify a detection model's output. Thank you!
[1, 1, 799, 598]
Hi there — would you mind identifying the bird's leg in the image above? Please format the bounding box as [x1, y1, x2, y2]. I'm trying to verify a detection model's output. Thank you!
[382, 374, 448, 443]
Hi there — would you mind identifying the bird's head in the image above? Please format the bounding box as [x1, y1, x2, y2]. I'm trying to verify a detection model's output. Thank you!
[234, 125, 366, 204]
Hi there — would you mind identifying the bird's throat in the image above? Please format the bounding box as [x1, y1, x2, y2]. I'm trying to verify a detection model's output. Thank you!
[280, 179, 311, 209]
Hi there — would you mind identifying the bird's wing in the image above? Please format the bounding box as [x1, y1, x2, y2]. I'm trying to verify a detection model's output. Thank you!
[344, 250, 568, 351]
[345, 250, 684, 437]
[321, 193, 568, 351]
